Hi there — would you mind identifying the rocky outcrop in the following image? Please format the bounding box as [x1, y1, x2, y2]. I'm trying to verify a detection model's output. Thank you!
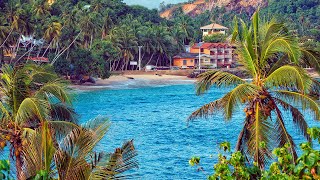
[160, 0, 267, 19]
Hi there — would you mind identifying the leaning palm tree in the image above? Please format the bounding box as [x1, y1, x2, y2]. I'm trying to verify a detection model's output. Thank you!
[188, 10, 320, 169]
[21, 117, 138, 180]
[0, 63, 76, 179]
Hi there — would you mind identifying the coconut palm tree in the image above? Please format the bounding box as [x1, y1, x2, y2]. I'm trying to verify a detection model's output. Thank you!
[21, 117, 138, 180]
[0, 63, 76, 179]
[43, 21, 62, 49]
[188, 10, 320, 169]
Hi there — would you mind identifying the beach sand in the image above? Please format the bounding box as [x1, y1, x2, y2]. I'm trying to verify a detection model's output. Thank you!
[70, 74, 193, 90]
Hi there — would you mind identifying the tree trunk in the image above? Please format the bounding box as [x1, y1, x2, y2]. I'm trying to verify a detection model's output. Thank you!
[16, 155, 25, 180]
[155, 54, 160, 66]
[0, 47, 4, 65]
[146, 53, 155, 65]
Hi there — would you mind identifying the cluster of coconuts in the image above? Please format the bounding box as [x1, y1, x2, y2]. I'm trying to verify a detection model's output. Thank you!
[243, 93, 276, 117]
[1, 122, 28, 157]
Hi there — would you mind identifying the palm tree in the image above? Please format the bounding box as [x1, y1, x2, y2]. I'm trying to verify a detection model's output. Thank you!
[0, 17, 11, 64]
[153, 25, 172, 66]
[21, 117, 138, 180]
[175, 16, 194, 45]
[111, 25, 138, 71]
[43, 21, 62, 50]
[188, 10, 320, 169]
[33, 0, 51, 18]
[0, 63, 76, 179]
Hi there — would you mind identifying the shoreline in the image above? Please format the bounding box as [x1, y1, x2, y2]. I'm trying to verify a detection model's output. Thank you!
[70, 68, 319, 91]
[70, 74, 194, 90]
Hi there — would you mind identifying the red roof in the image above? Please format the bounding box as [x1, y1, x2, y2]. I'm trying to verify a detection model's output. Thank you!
[191, 43, 232, 49]
[25, 57, 49, 63]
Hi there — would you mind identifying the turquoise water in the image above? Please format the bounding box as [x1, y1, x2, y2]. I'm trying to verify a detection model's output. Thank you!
[73, 82, 319, 180]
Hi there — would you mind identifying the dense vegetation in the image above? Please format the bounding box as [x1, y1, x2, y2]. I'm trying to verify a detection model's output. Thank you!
[0, 0, 200, 78]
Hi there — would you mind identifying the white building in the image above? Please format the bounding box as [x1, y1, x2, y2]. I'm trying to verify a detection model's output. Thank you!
[200, 23, 228, 36]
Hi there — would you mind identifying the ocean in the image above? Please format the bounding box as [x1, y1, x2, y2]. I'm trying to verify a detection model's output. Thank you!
[72, 81, 319, 179]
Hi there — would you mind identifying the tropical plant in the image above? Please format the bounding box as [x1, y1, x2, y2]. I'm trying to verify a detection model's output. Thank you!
[188, 10, 320, 168]
[0, 63, 76, 179]
[190, 127, 320, 180]
[21, 117, 138, 180]
[0, 160, 12, 180]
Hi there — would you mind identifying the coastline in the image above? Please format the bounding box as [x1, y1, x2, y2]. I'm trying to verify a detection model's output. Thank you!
[70, 68, 319, 91]
[69, 74, 194, 90]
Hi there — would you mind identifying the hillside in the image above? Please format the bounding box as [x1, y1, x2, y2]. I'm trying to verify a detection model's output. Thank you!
[160, 0, 320, 44]
[160, 0, 267, 19]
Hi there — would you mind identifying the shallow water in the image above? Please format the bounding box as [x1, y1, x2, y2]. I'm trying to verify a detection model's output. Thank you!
[73, 82, 319, 180]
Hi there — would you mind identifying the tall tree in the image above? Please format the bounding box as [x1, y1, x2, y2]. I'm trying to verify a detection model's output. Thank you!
[188, 11, 320, 169]
[0, 64, 76, 179]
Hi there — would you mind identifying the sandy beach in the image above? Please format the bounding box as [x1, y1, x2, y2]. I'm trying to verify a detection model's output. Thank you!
[70, 74, 194, 90]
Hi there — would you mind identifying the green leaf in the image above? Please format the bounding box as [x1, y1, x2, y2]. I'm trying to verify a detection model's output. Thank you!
[305, 153, 317, 167]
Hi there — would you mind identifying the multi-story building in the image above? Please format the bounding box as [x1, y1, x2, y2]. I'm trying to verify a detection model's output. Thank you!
[173, 43, 235, 69]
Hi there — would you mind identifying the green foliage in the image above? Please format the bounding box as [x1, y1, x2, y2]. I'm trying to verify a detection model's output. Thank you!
[308, 127, 320, 143]
[203, 34, 227, 43]
[189, 156, 200, 166]
[0, 160, 12, 180]
[190, 127, 320, 179]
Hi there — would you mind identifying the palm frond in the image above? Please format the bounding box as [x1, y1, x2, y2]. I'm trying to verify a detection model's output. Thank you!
[231, 16, 239, 43]
[190, 83, 260, 121]
[195, 70, 245, 95]
[54, 118, 109, 180]
[21, 123, 56, 179]
[236, 43, 258, 77]
[264, 65, 312, 93]
[273, 90, 320, 120]
[299, 48, 320, 73]
[274, 98, 311, 142]
[272, 102, 297, 162]
[50, 103, 78, 123]
[188, 98, 225, 121]
[89, 140, 138, 180]
[34, 80, 71, 104]
[15, 98, 50, 125]
[260, 37, 301, 67]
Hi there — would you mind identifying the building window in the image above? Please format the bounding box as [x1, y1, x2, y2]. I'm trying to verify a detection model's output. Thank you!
[190, 60, 193, 63]
[200, 48, 204, 52]
[183, 60, 187, 65]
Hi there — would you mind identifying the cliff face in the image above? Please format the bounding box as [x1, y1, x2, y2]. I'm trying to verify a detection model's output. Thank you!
[160, 0, 267, 19]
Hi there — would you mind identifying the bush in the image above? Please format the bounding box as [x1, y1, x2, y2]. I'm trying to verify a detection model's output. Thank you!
[203, 34, 227, 43]
[189, 127, 320, 179]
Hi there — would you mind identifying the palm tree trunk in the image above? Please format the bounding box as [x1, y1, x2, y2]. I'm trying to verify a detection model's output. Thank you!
[115, 60, 120, 71]
[0, 47, 4, 65]
[51, 30, 82, 65]
[16, 155, 25, 180]
[0, 28, 13, 48]
[155, 54, 160, 66]
[41, 40, 52, 57]
[146, 52, 155, 65]
[90, 35, 93, 49]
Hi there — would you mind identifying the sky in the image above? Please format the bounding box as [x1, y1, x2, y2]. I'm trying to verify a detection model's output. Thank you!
[123, 0, 187, 9]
